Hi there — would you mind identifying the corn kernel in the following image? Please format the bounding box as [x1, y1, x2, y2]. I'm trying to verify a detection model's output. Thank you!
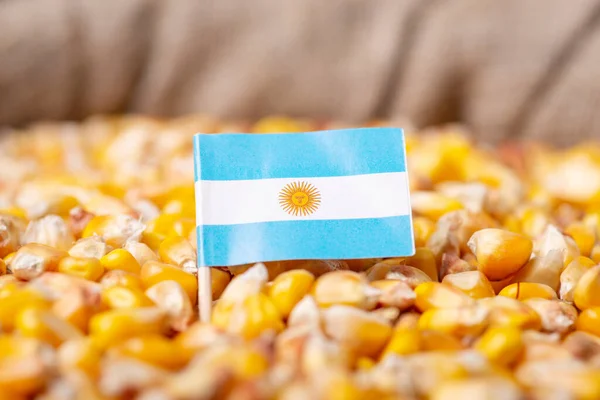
[145, 280, 194, 332]
[406, 247, 438, 281]
[414, 282, 474, 311]
[577, 307, 600, 337]
[211, 268, 231, 300]
[58, 256, 104, 281]
[215, 293, 284, 339]
[267, 269, 315, 318]
[141, 261, 197, 304]
[413, 217, 436, 248]
[411, 191, 464, 220]
[100, 248, 141, 274]
[101, 286, 153, 309]
[322, 305, 392, 358]
[21, 214, 74, 251]
[114, 335, 188, 370]
[442, 271, 495, 299]
[158, 236, 196, 272]
[11, 243, 67, 281]
[0, 289, 51, 332]
[370, 280, 415, 310]
[57, 338, 102, 377]
[479, 296, 542, 330]
[591, 245, 600, 263]
[417, 305, 488, 337]
[100, 269, 144, 290]
[474, 326, 524, 366]
[89, 307, 166, 348]
[68, 236, 111, 259]
[15, 307, 83, 346]
[573, 265, 600, 310]
[312, 271, 379, 310]
[499, 282, 557, 300]
[467, 229, 533, 281]
[565, 222, 596, 257]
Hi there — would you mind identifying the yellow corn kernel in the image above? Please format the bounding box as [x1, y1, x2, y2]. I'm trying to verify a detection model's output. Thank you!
[124, 241, 159, 266]
[419, 330, 463, 351]
[431, 377, 522, 400]
[199, 344, 269, 380]
[15, 307, 83, 347]
[267, 269, 315, 318]
[114, 335, 188, 370]
[0, 289, 50, 332]
[170, 218, 196, 238]
[0, 353, 47, 397]
[252, 116, 310, 133]
[474, 326, 524, 366]
[355, 357, 376, 371]
[0, 275, 20, 290]
[10, 243, 67, 281]
[520, 207, 551, 238]
[175, 322, 224, 352]
[21, 214, 75, 251]
[57, 338, 102, 377]
[162, 196, 195, 219]
[101, 286, 153, 309]
[414, 282, 474, 311]
[68, 236, 110, 259]
[100, 248, 141, 274]
[322, 305, 392, 358]
[367, 262, 432, 288]
[0, 207, 27, 220]
[499, 282, 558, 301]
[58, 256, 104, 281]
[371, 280, 415, 310]
[345, 258, 382, 273]
[380, 327, 421, 359]
[406, 247, 438, 281]
[566, 222, 596, 257]
[410, 191, 463, 221]
[413, 217, 436, 248]
[52, 290, 97, 334]
[0, 216, 22, 258]
[158, 236, 195, 271]
[312, 271, 379, 310]
[215, 293, 284, 339]
[467, 229, 533, 281]
[479, 296, 542, 330]
[81, 214, 144, 248]
[577, 307, 600, 337]
[573, 265, 600, 310]
[417, 305, 488, 337]
[89, 307, 166, 348]
[100, 269, 144, 290]
[503, 215, 521, 233]
[3, 252, 16, 267]
[211, 268, 231, 300]
[591, 245, 600, 264]
[0, 259, 5, 276]
[146, 280, 194, 332]
[442, 271, 495, 299]
[141, 261, 198, 304]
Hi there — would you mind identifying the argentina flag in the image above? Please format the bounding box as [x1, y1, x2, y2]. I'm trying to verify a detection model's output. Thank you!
[193, 128, 414, 267]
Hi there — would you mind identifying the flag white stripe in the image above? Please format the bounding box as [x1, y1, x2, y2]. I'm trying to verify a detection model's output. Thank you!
[195, 172, 410, 226]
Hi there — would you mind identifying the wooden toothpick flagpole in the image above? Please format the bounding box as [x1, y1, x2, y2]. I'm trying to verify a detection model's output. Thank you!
[198, 267, 212, 323]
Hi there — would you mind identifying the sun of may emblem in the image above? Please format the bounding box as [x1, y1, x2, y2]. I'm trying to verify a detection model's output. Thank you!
[279, 181, 321, 216]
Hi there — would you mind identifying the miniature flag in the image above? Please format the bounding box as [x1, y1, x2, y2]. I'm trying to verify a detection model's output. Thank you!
[193, 128, 414, 267]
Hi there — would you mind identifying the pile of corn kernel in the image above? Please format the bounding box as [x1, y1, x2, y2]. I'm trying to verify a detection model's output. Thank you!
[1, 114, 600, 400]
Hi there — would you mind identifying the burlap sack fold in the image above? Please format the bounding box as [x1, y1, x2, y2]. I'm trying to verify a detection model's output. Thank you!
[1, 0, 599, 144]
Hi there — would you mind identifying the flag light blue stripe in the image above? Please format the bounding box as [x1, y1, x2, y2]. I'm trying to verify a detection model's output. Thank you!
[196, 215, 414, 267]
[193, 128, 406, 181]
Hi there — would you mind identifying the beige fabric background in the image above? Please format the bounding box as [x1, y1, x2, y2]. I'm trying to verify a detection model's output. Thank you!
[1, 0, 600, 145]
